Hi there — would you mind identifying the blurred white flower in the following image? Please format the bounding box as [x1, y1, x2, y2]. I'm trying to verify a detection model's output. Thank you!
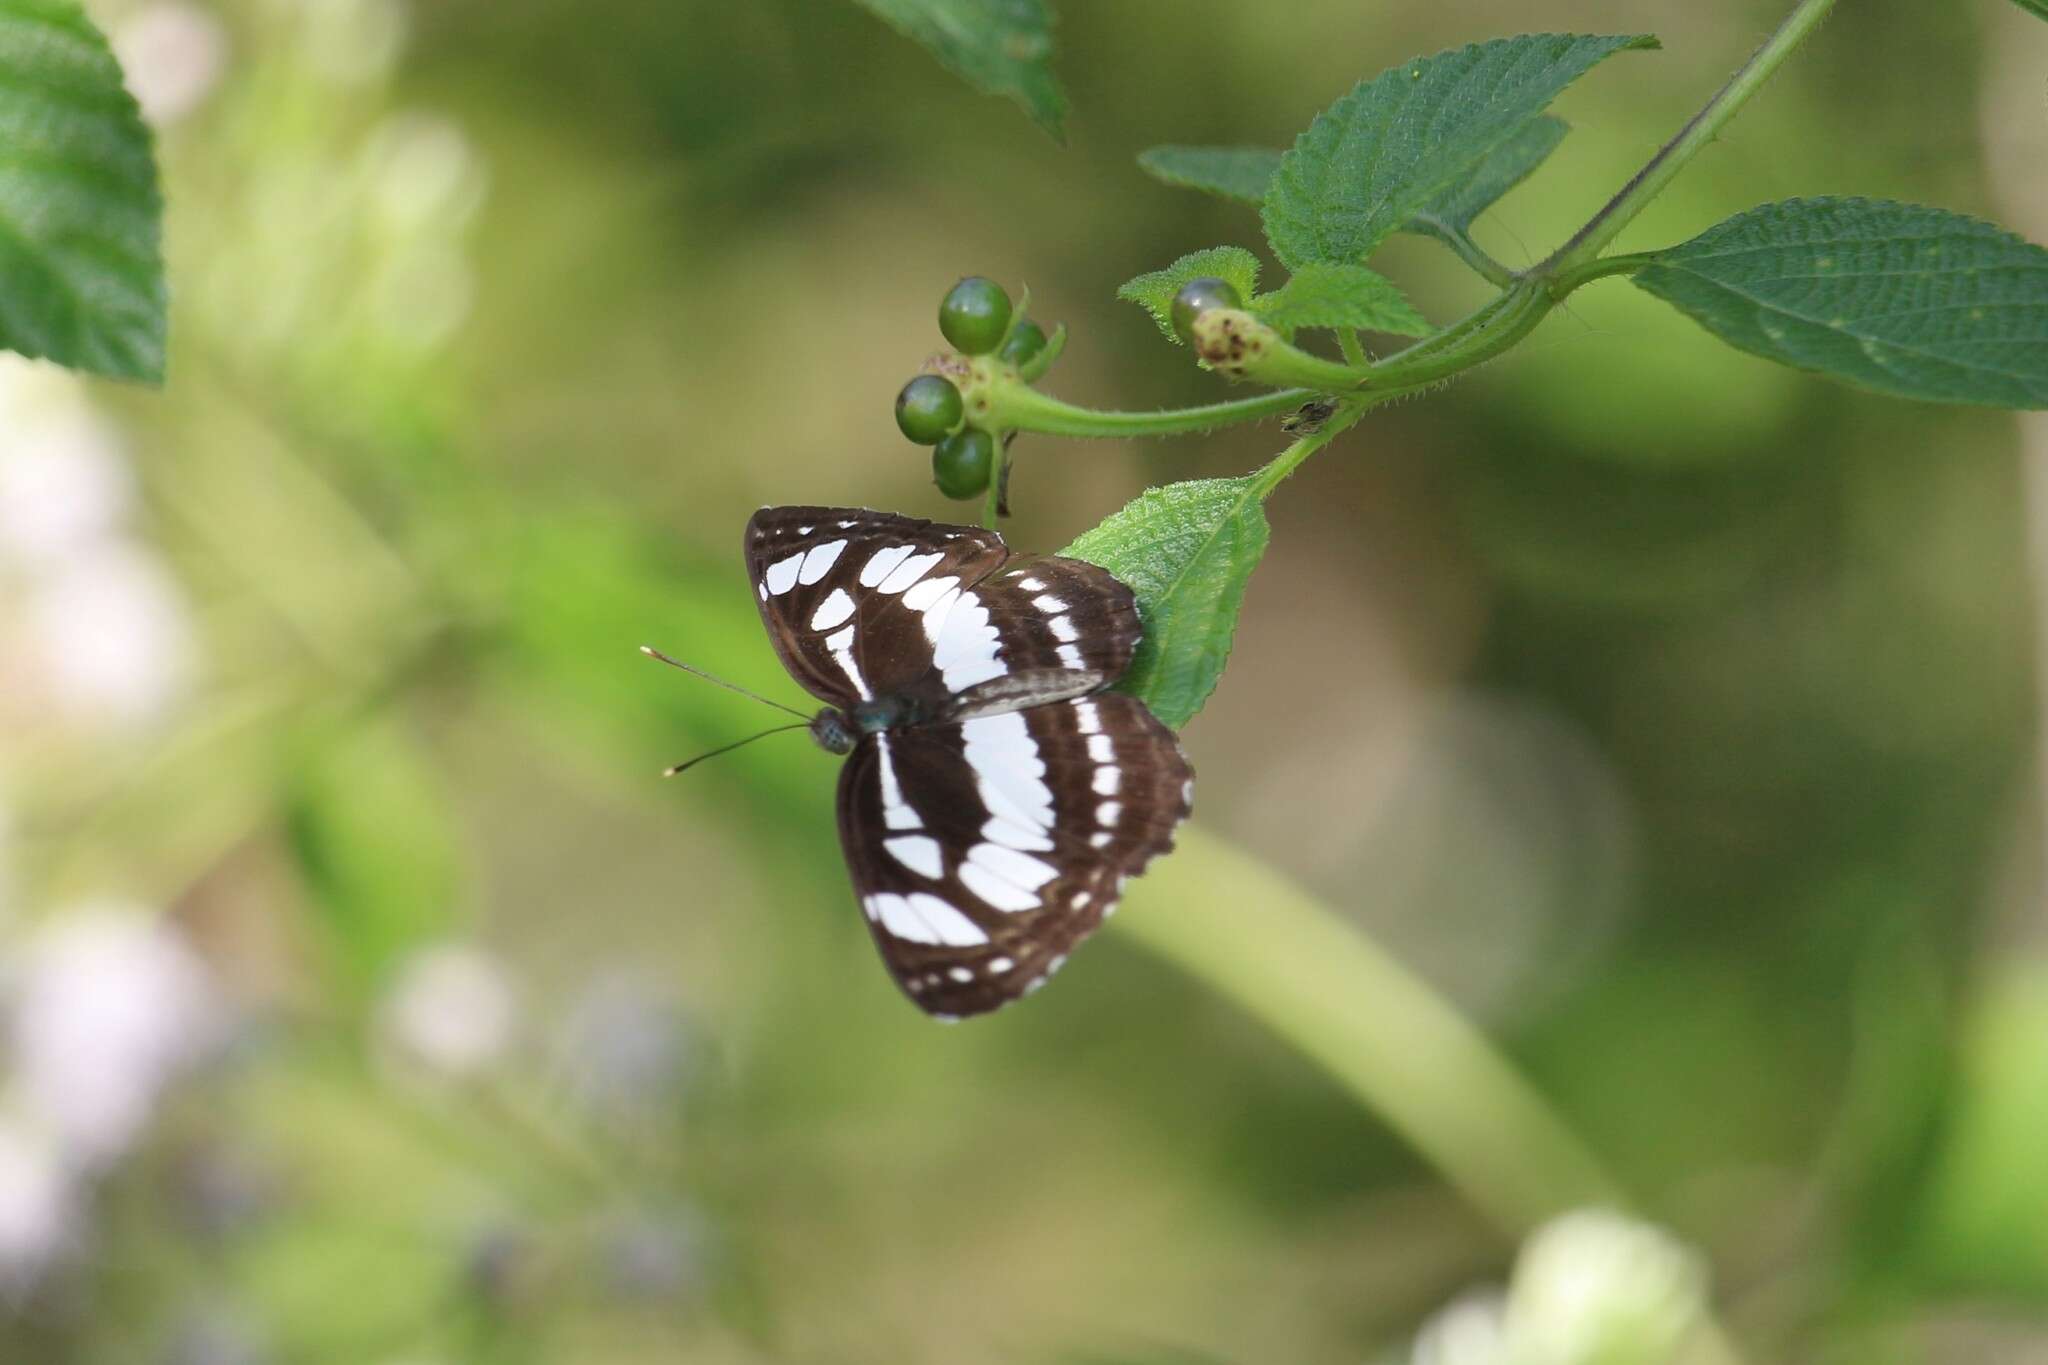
[1411, 1290, 1509, 1365]
[295, 0, 408, 86]
[382, 944, 516, 1077]
[1503, 1209, 1708, 1365]
[0, 394, 133, 569]
[0, 1115, 76, 1293]
[7, 907, 219, 1166]
[114, 1, 229, 126]
[553, 970, 693, 1123]
[365, 114, 485, 235]
[24, 541, 195, 725]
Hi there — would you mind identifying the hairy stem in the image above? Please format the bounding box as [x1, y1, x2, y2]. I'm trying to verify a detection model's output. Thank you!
[993, 383, 1315, 439]
[1542, 0, 1839, 272]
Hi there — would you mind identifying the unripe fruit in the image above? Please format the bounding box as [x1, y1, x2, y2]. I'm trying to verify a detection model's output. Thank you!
[997, 318, 1047, 368]
[939, 277, 1013, 355]
[932, 428, 996, 499]
[895, 374, 964, 444]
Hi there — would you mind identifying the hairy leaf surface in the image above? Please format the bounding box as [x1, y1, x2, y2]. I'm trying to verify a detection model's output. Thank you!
[1633, 198, 2048, 409]
[0, 0, 166, 380]
[1063, 478, 1269, 729]
[1262, 33, 1653, 270]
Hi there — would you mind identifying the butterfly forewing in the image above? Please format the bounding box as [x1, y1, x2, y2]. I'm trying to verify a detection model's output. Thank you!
[747, 506, 1009, 712]
[945, 555, 1144, 716]
[837, 693, 1193, 1018]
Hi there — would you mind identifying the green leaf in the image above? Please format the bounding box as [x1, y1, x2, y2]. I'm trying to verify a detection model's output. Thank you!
[1632, 197, 2048, 409]
[847, 0, 1065, 140]
[1262, 33, 1655, 270]
[0, 0, 166, 381]
[1116, 246, 1260, 344]
[1136, 146, 1282, 207]
[1252, 263, 1429, 337]
[1062, 477, 1269, 729]
[285, 718, 462, 995]
[1409, 114, 1570, 236]
[2010, 0, 2048, 20]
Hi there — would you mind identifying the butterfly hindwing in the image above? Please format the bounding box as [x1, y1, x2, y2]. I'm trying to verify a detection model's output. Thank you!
[945, 555, 1145, 716]
[747, 506, 1009, 711]
[836, 693, 1194, 1018]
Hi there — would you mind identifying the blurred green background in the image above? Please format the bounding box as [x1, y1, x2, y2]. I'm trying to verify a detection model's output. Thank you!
[4, 0, 2048, 1360]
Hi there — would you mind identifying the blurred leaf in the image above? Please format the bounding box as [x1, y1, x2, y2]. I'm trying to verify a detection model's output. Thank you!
[0, 0, 166, 381]
[1116, 246, 1260, 344]
[1135, 146, 1280, 206]
[1252, 263, 1429, 337]
[848, 0, 1065, 140]
[1407, 114, 1569, 236]
[1062, 477, 1268, 729]
[1262, 34, 1655, 270]
[285, 717, 461, 995]
[1912, 964, 2048, 1297]
[2010, 0, 2048, 19]
[1632, 198, 2048, 408]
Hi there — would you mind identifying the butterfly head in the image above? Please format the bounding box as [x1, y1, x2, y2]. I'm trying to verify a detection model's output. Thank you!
[808, 708, 858, 756]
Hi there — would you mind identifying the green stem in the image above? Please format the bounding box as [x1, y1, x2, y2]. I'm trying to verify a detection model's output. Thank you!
[1117, 827, 1623, 1231]
[1338, 329, 1369, 368]
[1541, 0, 1839, 273]
[1413, 216, 1519, 288]
[992, 383, 1316, 439]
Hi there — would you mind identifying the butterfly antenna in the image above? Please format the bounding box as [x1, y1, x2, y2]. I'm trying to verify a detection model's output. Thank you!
[662, 722, 811, 777]
[639, 646, 811, 721]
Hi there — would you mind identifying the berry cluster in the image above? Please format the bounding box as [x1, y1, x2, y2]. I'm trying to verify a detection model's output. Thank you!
[892, 277, 1056, 502]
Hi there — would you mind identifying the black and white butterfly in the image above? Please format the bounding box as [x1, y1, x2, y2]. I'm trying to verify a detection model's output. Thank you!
[744, 505, 1193, 1020]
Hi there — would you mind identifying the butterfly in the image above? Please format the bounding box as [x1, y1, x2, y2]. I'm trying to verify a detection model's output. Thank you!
[745, 505, 1193, 1020]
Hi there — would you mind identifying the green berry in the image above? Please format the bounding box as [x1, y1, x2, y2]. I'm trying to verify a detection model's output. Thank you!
[1171, 277, 1243, 345]
[932, 428, 996, 500]
[939, 277, 1013, 355]
[895, 374, 963, 444]
[997, 318, 1047, 368]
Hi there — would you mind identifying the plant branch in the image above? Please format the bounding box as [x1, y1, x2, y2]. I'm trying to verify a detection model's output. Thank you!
[1541, 0, 1839, 273]
[1117, 827, 1624, 1231]
[992, 383, 1316, 439]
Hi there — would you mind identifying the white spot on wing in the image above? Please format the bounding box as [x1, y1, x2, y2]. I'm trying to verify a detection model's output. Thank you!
[919, 586, 961, 646]
[884, 835, 943, 879]
[1048, 615, 1078, 643]
[1093, 766, 1121, 796]
[1097, 800, 1121, 826]
[1055, 644, 1084, 669]
[1090, 832, 1112, 848]
[968, 842, 1059, 892]
[859, 544, 914, 587]
[948, 966, 974, 983]
[1086, 735, 1114, 763]
[960, 862, 1039, 912]
[874, 734, 919, 830]
[1072, 891, 1091, 909]
[1074, 702, 1100, 735]
[1017, 577, 1044, 591]
[900, 574, 958, 612]
[809, 587, 855, 632]
[877, 551, 943, 595]
[823, 625, 870, 699]
[933, 590, 1005, 689]
[867, 892, 987, 946]
[798, 539, 846, 585]
[960, 712, 1053, 829]
[1033, 594, 1068, 612]
[989, 956, 1014, 973]
[764, 552, 804, 595]
[982, 816, 1053, 852]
